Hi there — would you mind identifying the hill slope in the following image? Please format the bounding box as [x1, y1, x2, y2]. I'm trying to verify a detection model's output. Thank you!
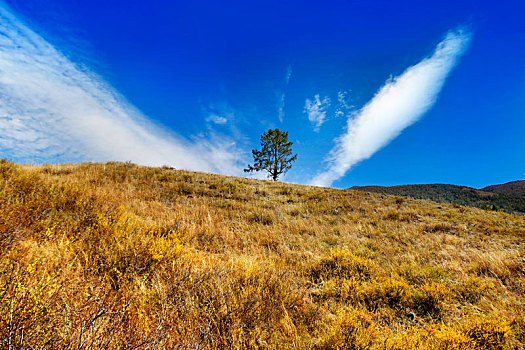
[482, 180, 525, 197]
[351, 183, 525, 214]
[1, 161, 524, 349]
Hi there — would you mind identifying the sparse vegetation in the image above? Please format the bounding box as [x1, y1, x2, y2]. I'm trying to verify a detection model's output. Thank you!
[1, 160, 524, 348]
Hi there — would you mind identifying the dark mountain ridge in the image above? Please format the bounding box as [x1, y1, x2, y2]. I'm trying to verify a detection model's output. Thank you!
[351, 181, 525, 214]
[481, 180, 525, 197]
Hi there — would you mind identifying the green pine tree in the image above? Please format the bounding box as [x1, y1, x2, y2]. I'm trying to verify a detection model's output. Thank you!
[244, 128, 298, 181]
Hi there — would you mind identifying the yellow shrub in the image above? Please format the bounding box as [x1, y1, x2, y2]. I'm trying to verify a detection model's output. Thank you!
[432, 324, 476, 350]
[320, 307, 379, 350]
[0, 263, 62, 347]
[510, 308, 525, 345]
[315, 277, 361, 302]
[412, 282, 452, 316]
[311, 249, 377, 282]
[363, 277, 410, 310]
[418, 317, 512, 350]
[400, 263, 449, 285]
[455, 276, 491, 303]
[461, 317, 511, 350]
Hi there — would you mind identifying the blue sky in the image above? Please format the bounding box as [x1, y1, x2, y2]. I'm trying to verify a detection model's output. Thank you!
[0, 0, 523, 188]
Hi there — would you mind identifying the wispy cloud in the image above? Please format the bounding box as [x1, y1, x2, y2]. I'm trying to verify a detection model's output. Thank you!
[206, 114, 228, 125]
[311, 28, 471, 187]
[335, 91, 354, 118]
[304, 94, 331, 132]
[277, 93, 286, 122]
[0, 3, 243, 174]
[285, 65, 292, 85]
[277, 65, 293, 122]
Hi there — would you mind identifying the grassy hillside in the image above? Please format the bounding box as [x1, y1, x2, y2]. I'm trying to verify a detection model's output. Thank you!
[351, 183, 525, 214]
[1, 160, 524, 349]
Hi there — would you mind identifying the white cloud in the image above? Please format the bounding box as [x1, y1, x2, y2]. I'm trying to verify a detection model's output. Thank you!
[0, 3, 243, 174]
[278, 65, 293, 122]
[304, 94, 331, 132]
[285, 65, 292, 85]
[335, 91, 354, 118]
[206, 114, 228, 124]
[311, 28, 471, 187]
[277, 93, 286, 122]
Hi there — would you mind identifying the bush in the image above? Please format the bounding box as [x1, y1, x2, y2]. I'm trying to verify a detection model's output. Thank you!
[314, 277, 360, 303]
[0, 263, 61, 348]
[363, 277, 410, 310]
[461, 317, 511, 350]
[455, 276, 491, 303]
[411, 282, 451, 317]
[311, 250, 377, 282]
[431, 324, 477, 350]
[319, 308, 378, 350]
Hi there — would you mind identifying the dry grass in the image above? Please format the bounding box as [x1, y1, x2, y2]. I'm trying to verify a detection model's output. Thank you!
[1, 160, 524, 349]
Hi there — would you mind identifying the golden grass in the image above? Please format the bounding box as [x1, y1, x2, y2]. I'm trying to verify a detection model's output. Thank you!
[1, 160, 524, 349]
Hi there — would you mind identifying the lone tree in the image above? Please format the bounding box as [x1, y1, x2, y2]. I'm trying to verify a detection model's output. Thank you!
[244, 128, 298, 181]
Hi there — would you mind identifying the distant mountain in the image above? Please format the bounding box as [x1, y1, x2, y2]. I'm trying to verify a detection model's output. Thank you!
[481, 180, 525, 197]
[351, 182, 525, 214]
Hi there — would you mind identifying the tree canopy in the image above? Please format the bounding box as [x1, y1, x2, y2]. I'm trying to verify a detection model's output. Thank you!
[244, 128, 297, 181]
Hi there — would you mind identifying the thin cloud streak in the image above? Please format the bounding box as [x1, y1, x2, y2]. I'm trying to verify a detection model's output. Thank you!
[310, 28, 471, 187]
[278, 93, 286, 122]
[278, 65, 293, 122]
[0, 3, 243, 175]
